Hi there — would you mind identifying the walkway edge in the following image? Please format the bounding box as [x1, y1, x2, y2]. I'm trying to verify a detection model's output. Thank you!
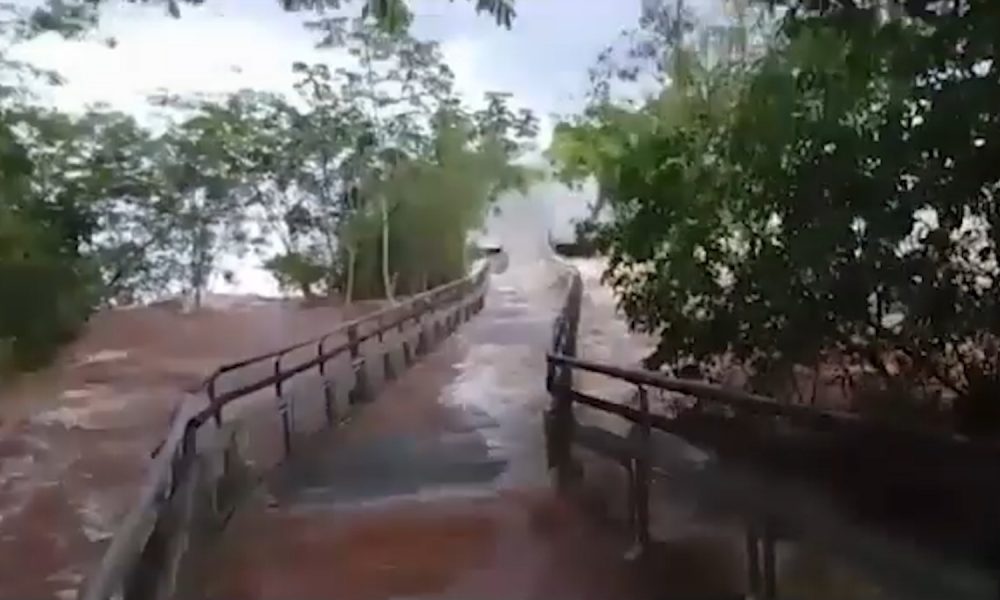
[81, 263, 490, 600]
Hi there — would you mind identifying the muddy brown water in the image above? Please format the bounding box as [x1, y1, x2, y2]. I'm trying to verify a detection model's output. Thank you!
[199, 256, 659, 600]
[0, 298, 382, 600]
[4, 236, 992, 598]
[195, 254, 927, 600]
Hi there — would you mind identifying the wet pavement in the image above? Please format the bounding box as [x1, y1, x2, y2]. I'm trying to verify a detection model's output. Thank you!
[198, 256, 657, 600]
[0, 300, 383, 600]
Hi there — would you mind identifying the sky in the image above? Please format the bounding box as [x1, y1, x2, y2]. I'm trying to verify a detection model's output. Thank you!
[10, 0, 648, 295]
[12, 0, 645, 142]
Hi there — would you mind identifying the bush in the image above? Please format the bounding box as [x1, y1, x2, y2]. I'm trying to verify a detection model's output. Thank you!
[263, 252, 330, 299]
[0, 211, 95, 370]
[555, 1, 1000, 434]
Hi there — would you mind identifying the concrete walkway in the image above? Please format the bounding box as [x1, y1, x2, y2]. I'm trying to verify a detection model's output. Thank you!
[197, 257, 656, 600]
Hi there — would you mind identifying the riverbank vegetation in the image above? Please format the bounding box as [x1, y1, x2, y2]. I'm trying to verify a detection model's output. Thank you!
[551, 0, 1000, 434]
[1, 1, 534, 371]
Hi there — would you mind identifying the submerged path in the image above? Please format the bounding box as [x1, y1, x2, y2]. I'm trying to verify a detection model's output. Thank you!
[198, 250, 933, 600]
[198, 255, 659, 600]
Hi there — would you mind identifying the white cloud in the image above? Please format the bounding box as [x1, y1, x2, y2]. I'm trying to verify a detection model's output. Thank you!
[8, 0, 643, 294]
[12, 0, 325, 116]
[13, 0, 642, 123]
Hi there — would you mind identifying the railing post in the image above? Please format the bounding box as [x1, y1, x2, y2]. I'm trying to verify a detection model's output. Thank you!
[762, 520, 777, 600]
[208, 376, 221, 427]
[417, 328, 428, 356]
[348, 324, 370, 405]
[348, 324, 360, 359]
[383, 349, 395, 381]
[181, 419, 198, 462]
[546, 269, 583, 494]
[317, 339, 325, 378]
[274, 356, 283, 398]
[319, 339, 334, 427]
[403, 338, 413, 366]
[746, 522, 762, 598]
[547, 358, 577, 492]
[275, 356, 291, 456]
[631, 385, 652, 557]
[744, 519, 777, 599]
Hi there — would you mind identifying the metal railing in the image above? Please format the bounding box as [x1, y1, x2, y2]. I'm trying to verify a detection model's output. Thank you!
[195, 267, 487, 426]
[82, 262, 490, 600]
[543, 261, 999, 600]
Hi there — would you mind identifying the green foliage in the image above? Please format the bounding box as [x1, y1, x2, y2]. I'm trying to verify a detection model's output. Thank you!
[263, 252, 329, 297]
[553, 0, 1000, 432]
[126, 0, 517, 33]
[0, 2, 532, 371]
[243, 19, 536, 301]
[0, 107, 96, 370]
[379, 108, 532, 294]
[0, 183, 95, 370]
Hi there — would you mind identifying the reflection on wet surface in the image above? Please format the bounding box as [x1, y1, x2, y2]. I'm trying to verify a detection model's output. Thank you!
[267, 256, 566, 507]
[200, 255, 659, 599]
[200, 246, 998, 600]
[275, 409, 506, 506]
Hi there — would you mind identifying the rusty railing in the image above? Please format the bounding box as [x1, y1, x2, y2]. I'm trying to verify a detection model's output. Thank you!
[543, 261, 998, 600]
[82, 261, 490, 600]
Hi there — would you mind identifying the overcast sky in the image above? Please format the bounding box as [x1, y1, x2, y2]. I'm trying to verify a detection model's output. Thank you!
[12, 0, 645, 145]
[10, 0, 648, 295]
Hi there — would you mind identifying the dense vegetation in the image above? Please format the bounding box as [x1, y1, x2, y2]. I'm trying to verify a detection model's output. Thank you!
[0, 0, 533, 371]
[552, 0, 1000, 434]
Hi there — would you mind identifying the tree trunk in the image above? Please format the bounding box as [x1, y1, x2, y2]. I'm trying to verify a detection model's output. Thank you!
[380, 195, 395, 303]
[189, 240, 203, 312]
[321, 229, 339, 300]
[345, 246, 356, 305]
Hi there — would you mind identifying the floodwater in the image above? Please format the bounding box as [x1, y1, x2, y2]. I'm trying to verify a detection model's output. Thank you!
[0, 292, 384, 600]
[201, 247, 659, 599]
[200, 194, 996, 600]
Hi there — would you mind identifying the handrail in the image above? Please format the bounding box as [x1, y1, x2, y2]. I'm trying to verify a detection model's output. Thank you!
[546, 353, 1000, 599]
[546, 353, 1000, 452]
[81, 398, 202, 600]
[548, 353, 860, 423]
[197, 267, 485, 421]
[82, 260, 490, 600]
[200, 269, 479, 392]
[542, 255, 1000, 600]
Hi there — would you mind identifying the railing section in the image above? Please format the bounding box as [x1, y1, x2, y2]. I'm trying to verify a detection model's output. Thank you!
[82, 262, 490, 600]
[543, 259, 998, 600]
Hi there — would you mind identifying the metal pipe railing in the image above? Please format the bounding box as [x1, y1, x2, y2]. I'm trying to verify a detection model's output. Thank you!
[82, 261, 490, 600]
[541, 256, 999, 600]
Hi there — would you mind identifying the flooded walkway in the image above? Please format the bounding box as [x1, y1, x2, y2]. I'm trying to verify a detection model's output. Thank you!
[198, 256, 655, 600]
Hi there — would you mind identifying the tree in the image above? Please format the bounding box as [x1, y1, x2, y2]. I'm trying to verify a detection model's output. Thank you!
[380, 100, 536, 293]
[329, 21, 537, 298]
[0, 0, 534, 370]
[0, 5, 107, 370]
[156, 104, 257, 309]
[0, 116, 96, 369]
[112, 0, 517, 32]
[552, 0, 1000, 433]
[224, 18, 537, 303]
